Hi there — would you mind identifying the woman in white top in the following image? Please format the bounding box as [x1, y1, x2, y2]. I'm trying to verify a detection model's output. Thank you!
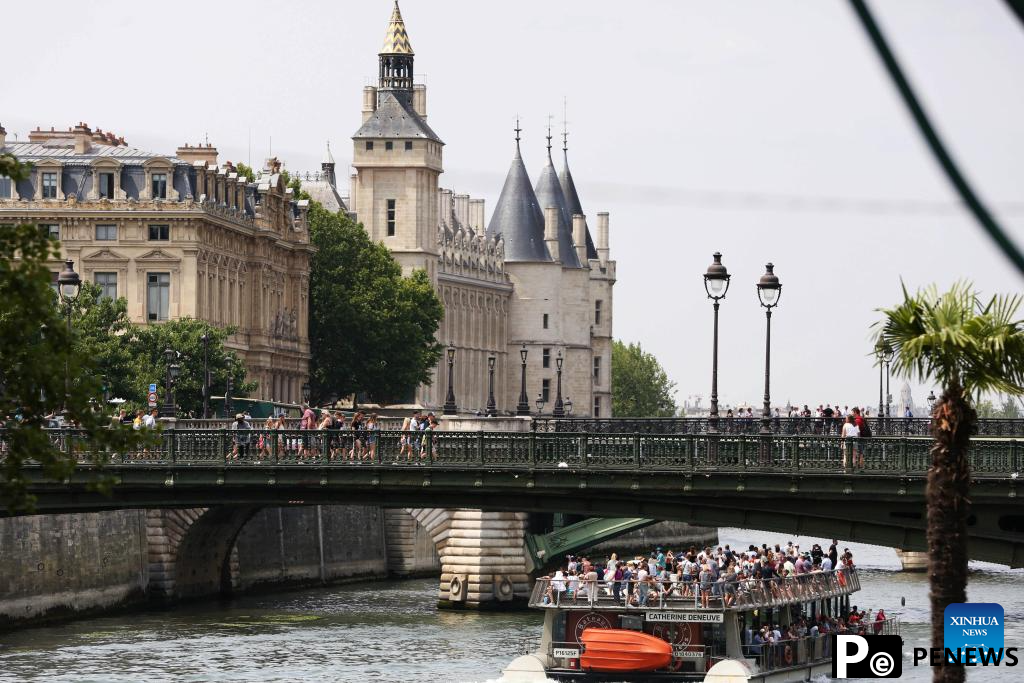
[841, 415, 860, 470]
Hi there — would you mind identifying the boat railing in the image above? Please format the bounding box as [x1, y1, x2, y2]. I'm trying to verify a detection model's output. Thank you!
[743, 617, 900, 672]
[529, 567, 861, 611]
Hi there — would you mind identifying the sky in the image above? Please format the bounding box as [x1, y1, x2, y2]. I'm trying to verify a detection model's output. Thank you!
[3, 0, 1022, 412]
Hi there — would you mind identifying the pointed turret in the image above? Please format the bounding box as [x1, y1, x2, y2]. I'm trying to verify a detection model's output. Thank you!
[534, 127, 581, 268]
[487, 126, 550, 262]
[381, 1, 414, 55]
[559, 133, 598, 260]
[321, 140, 336, 186]
[378, 1, 415, 95]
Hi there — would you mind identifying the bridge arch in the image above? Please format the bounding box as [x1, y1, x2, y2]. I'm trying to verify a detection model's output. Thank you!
[146, 506, 261, 601]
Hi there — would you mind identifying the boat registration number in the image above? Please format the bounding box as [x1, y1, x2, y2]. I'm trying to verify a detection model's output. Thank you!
[646, 612, 724, 623]
[673, 646, 705, 658]
[553, 648, 581, 658]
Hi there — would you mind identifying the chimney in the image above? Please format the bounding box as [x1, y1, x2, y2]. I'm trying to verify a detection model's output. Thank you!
[72, 122, 92, 154]
[0, 123, 6, 149]
[597, 212, 610, 265]
[176, 142, 219, 165]
[362, 86, 378, 123]
[454, 193, 469, 227]
[469, 198, 485, 232]
[573, 214, 588, 266]
[412, 84, 427, 119]
[349, 172, 358, 213]
[440, 189, 453, 225]
[544, 206, 560, 263]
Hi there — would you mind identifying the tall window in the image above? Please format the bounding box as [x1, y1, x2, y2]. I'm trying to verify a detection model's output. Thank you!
[148, 224, 170, 241]
[543, 313, 549, 329]
[41, 224, 60, 240]
[593, 356, 602, 383]
[541, 378, 551, 403]
[98, 172, 115, 199]
[594, 396, 602, 418]
[50, 271, 60, 294]
[94, 272, 117, 300]
[95, 224, 117, 241]
[595, 300, 603, 325]
[0, 174, 12, 198]
[41, 172, 58, 199]
[147, 273, 170, 321]
[542, 348, 551, 369]
[152, 173, 167, 199]
[386, 199, 396, 236]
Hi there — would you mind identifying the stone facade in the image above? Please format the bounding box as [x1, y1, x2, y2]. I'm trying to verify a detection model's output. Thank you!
[0, 123, 313, 405]
[339, 2, 616, 415]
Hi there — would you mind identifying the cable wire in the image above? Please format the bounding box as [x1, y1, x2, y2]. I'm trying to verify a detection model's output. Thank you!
[848, 0, 1024, 277]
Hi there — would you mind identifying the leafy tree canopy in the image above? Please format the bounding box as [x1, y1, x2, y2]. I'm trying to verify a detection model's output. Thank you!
[611, 340, 678, 417]
[307, 202, 443, 404]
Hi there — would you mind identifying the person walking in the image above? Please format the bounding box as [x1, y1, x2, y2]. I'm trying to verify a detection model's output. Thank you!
[230, 413, 252, 461]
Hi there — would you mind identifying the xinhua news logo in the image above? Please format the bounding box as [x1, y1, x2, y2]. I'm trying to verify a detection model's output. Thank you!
[832, 634, 903, 678]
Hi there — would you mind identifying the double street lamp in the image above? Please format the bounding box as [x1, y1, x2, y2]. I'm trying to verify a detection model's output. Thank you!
[552, 350, 565, 418]
[703, 252, 730, 433]
[57, 259, 82, 416]
[486, 355, 497, 417]
[756, 263, 782, 435]
[876, 342, 894, 430]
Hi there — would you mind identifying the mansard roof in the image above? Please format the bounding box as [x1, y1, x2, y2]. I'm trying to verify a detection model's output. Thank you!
[534, 147, 582, 269]
[486, 142, 550, 262]
[353, 91, 442, 143]
[559, 150, 598, 260]
[4, 140, 184, 164]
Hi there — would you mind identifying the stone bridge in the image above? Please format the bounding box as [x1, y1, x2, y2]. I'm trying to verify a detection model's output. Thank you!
[6, 427, 1024, 608]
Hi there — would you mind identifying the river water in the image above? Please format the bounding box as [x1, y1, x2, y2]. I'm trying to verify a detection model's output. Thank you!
[1, 527, 1022, 682]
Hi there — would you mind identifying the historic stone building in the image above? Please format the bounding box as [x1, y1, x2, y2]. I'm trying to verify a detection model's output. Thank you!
[341, 2, 616, 415]
[0, 123, 313, 404]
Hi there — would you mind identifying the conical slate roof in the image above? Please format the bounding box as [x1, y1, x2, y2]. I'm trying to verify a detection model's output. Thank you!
[381, 1, 414, 55]
[559, 149, 598, 260]
[535, 146, 582, 269]
[487, 142, 550, 262]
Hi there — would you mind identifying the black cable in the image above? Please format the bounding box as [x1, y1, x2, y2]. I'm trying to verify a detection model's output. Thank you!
[849, 0, 1024, 277]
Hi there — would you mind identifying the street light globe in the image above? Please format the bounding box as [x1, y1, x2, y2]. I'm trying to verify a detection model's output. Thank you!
[703, 252, 730, 300]
[756, 263, 781, 308]
[57, 259, 82, 303]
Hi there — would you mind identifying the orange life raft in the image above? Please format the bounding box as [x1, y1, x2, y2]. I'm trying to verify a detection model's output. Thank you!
[579, 628, 674, 673]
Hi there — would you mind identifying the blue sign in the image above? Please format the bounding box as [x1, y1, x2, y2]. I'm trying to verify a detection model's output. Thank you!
[944, 602, 1004, 663]
[149, 383, 157, 393]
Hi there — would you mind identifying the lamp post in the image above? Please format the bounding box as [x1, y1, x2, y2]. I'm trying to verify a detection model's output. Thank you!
[552, 350, 565, 418]
[516, 344, 530, 416]
[876, 343, 894, 434]
[201, 333, 210, 419]
[885, 355, 892, 418]
[443, 342, 458, 415]
[56, 259, 82, 416]
[927, 390, 937, 415]
[161, 347, 180, 418]
[756, 263, 781, 435]
[224, 361, 234, 417]
[302, 382, 311, 406]
[486, 355, 497, 417]
[703, 252, 730, 433]
[535, 392, 546, 416]
[565, 397, 574, 416]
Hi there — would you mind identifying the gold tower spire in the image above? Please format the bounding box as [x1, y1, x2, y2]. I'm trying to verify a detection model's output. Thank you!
[380, 1, 414, 55]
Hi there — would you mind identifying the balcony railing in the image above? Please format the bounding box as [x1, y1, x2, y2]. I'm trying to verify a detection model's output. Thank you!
[5, 429, 1021, 477]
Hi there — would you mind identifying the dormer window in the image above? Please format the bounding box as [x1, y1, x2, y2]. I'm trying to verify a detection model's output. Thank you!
[152, 173, 167, 199]
[0, 174, 13, 199]
[98, 172, 115, 199]
[42, 173, 58, 199]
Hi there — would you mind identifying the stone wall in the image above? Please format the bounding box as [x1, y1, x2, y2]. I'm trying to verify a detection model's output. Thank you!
[384, 509, 441, 577]
[0, 510, 149, 627]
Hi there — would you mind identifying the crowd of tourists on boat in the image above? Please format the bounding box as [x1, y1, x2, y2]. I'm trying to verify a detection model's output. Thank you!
[540, 540, 865, 609]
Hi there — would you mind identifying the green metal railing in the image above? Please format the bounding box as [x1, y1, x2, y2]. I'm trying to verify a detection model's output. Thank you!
[6, 429, 1021, 477]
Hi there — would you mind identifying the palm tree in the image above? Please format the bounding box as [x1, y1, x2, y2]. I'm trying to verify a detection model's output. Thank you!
[875, 282, 1024, 683]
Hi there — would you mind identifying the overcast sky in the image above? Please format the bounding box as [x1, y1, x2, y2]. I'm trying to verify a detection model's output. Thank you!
[4, 0, 1023, 411]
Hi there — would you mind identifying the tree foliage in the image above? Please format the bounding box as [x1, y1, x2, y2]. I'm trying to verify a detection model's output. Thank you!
[611, 340, 677, 417]
[307, 202, 443, 404]
[0, 162, 146, 510]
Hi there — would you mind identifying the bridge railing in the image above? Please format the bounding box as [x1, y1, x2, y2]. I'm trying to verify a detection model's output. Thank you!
[4, 429, 1020, 476]
[533, 417, 1024, 438]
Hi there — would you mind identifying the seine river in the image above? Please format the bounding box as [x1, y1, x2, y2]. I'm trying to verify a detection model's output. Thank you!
[1, 528, 1022, 682]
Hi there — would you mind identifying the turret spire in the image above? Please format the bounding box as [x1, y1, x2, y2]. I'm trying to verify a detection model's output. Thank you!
[514, 116, 521, 149]
[381, 1, 414, 55]
[379, 1, 414, 93]
[546, 115, 553, 156]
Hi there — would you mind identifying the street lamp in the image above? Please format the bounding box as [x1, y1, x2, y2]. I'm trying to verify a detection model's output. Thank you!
[927, 390, 937, 414]
[876, 342, 894, 433]
[302, 382, 311, 406]
[703, 252, 730, 433]
[516, 344, 530, 416]
[552, 349, 565, 418]
[162, 347, 180, 418]
[443, 342, 458, 415]
[486, 355, 497, 417]
[535, 391, 546, 415]
[565, 396, 574, 416]
[201, 333, 210, 419]
[57, 259, 81, 415]
[756, 263, 781, 435]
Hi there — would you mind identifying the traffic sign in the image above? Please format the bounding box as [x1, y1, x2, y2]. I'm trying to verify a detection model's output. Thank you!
[148, 391, 158, 407]
[149, 383, 157, 393]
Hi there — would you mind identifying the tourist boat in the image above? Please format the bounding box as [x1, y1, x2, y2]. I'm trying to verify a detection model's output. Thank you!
[503, 566, 898, 683]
